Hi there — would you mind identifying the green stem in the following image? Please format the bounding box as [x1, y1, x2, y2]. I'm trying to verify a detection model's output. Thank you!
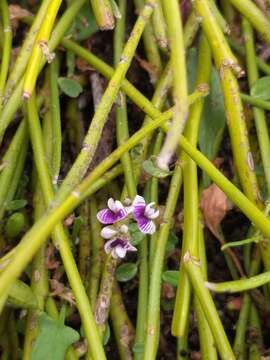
[114, 0, 136, 199]
[23, 0, 63, 98]
[185, 259, 235, 359]
[87, 196, 103, 307]
[0, 0, 11, 104]
[229, 0, 270, 45]
[171, 34, 211, 337]
[143, 160, 183, 359]
[133, 0, 162, 83]
[151, 0, 168, 50]
[157, 0, 188, 170]
[90, 0, 115, 30]
[240, 93, 270, 111]
[206, 270, 270, 293]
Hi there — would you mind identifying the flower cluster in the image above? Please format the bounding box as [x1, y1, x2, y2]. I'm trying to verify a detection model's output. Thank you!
[97, 195, 159, 259]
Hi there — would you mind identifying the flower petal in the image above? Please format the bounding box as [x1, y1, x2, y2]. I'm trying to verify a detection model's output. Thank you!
[97, 209, 117, 224]
[114, 246, 127, 258]
[107, 198, 116, 212]
[104, 239, 115, 254]
[132, 195, 146, 219]
[125, 242, 137, 252]
[137, 216, 156, 234]
[101, 226, 117, 239]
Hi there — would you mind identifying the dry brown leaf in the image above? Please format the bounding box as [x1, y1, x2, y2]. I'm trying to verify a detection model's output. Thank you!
[9, 5, 32, 30]
[200, 183, 232, 240]
[135, 55, 159, 83]
[50, 279, 75, 305]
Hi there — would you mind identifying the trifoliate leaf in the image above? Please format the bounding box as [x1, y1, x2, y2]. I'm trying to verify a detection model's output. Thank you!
[115, 263, 138, 282]
[162, 270, 179, 287]
[143, 157, 172, 178]
[31, 313, 80, 360]
[251, 76, 270, 100]
[58, 77, 83, 98]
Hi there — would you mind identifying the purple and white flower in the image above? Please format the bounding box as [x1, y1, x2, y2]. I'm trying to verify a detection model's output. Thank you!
[97, 198, 130, 224]
[132, 195, 159, 234]
[104, 238, 137, 259]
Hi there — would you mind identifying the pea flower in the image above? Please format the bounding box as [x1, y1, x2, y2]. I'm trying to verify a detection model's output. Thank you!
[97, 198, 129, 224]
[102, 224, 137, 259]
[104, 238, 137, 259]
[132, 195, 159, 234]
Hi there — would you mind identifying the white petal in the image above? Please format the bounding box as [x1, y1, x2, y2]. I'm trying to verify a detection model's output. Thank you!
[126, 243, 137, 252]
[115, 246, 127, 258]
[101, 226, 117, 239]
[114, 200, 125, 212]
[133, 195, 146, 207]
[107, 198, 116, 212]
[148, 209, 159, 220]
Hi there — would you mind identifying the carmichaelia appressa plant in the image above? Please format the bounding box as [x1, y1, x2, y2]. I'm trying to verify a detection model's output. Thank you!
[97, 195, 159, 259]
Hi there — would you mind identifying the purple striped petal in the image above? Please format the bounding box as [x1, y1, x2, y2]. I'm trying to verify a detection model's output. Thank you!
[137, 216, 156, 234]
[97, 209, 118, 224]
[132, 195, 146, 218]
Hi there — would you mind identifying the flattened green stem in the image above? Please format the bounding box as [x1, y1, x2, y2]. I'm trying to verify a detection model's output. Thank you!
[143, 160, 183, 359]
[152, 0, 168, 50]
[23, 0, 63, 97]
[248, 304, 263, 360]
[242, 19, 270, 196]
[172, 34, 211, 338]
[206, 271, 270, 293]
[192, 0, 242, 76]
[241, 93, 270, 111]
[185, 260, 235, 360]
[0, 0, 11, 104]
[133, 0, 162, 83]
[110, 281, 135, 360]
[208, 0, 230, 34]
[49, 56, 62, 185]
[114, 0, 136, 199]
[90, 0, 115, 30]
[194, 218, 217, 360]
[55, 0, 157, 204]
[229, 0, 270, 46]
[157, 0, 188, 170]
[87, 197, 103, 308]
[0, 121, 27, 221]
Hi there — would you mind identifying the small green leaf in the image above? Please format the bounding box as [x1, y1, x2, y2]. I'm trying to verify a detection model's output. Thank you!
[251, 76, 270, 100]
[8, 280, 38, 309]
[31, 313, 80, 360]
[199, 67, 226, 187]
[5, 212, 25, 238]
[129, 222, 145, 245]
[162, 270, 179, 287]
[6, 199, 27, 211]
[143, 157, 172, 178]
[58, 77, 83, 98]
[70, 4, 98, 41]
[103, 324, 111, 345]
[72, 216, 83, 241]
[166, 231, 179, 252]
[115, 263, 138, 282]
[130, 143, 143, 159]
